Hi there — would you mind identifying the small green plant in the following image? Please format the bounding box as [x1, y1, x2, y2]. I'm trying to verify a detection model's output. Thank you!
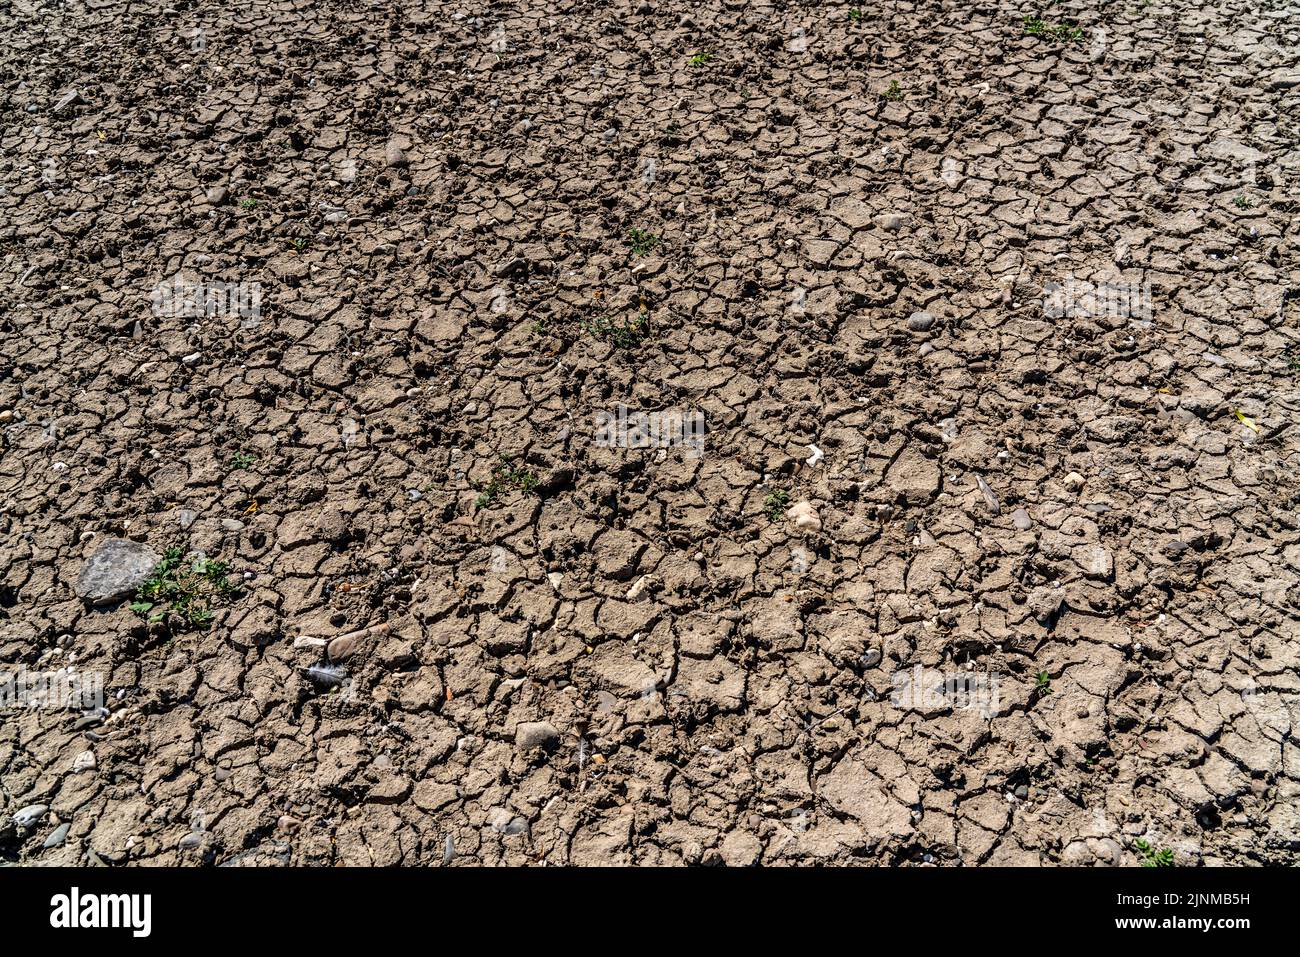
[581, 309, 650, 350]
[239, 198, 259, 210]
[849, 8, 864, 21]
[1134, 838, 1175, 868]
[1285, 345, 1300, 374]
[530, 317, 549, 338]
[1232, 194, 1253, 209]
[474, 457, 540, 510]
[132, 547, 243, 630]
[227, 451, 258, 472]
[687, 51, 713, 68]
[1034, 671, 1052, 694]
[290, 236, 309, 252]
[882, 79, 904, 102]
[763, 488, 790, 521]
[1023, 16, 1083, 42]
[628, 228, 661, 255]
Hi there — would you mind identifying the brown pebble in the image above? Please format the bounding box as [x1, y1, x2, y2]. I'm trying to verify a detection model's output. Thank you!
[328, 635, 357, 662]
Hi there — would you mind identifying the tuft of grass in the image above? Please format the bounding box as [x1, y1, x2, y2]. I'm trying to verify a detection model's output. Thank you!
[226, 450, 258, 472]
[687, 51, 713, 68]
[1034, 671, 1052, 694]
[1023, 16, 1083, 42]
[1232, 194, 1253, 209]
[581, 309, 650, 350]
[660, 121, 684, 146]
[1134, 838, 1175, 868]
[628, 228, 661, 256]
[475, 456, 540, 510]
[882, 79, 904, 102]
[239, 198, 259, 210]
[763, 488, 790, 522]
[131, 547, 243, 630]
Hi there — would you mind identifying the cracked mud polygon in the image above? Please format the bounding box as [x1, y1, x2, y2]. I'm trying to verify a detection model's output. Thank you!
[2, 0, 1299, 868]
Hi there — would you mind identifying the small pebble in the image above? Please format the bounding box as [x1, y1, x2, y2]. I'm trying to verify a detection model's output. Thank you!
[515, 721, 560, 749]
[327, 635, 358, 662]
[974, 474, 1000, 515]
[786, 500, 822, 534]
[385, 141, 409, 168]
[907, 311, 936, 332]
[13, 804, 48, 828]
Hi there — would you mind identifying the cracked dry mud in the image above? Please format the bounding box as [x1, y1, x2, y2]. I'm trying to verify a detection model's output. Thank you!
[2, 0, 1298, 868]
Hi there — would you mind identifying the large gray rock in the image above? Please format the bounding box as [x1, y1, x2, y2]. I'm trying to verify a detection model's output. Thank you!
[75, 539, 160, 605]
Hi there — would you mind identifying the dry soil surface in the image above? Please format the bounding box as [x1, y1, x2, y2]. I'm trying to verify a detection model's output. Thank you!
[2, 0, 1299, 866]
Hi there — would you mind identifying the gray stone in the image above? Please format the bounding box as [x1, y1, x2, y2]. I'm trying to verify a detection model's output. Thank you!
[53, 88, 81, 112]
[1011, 507, 1033, 530]
[74, 539, 160, 605]
[13, 804, 48, 828]
[494, 256, 527, 277]
[1077, 544, 1114, 580]
[974, 474, 1000, 515]
[43, 822, 71, 848]
[488, 808, 529, 835]
[907, 311, 936, 332]
[515, 721, 560, 749]
[385, 141, 408, 168]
